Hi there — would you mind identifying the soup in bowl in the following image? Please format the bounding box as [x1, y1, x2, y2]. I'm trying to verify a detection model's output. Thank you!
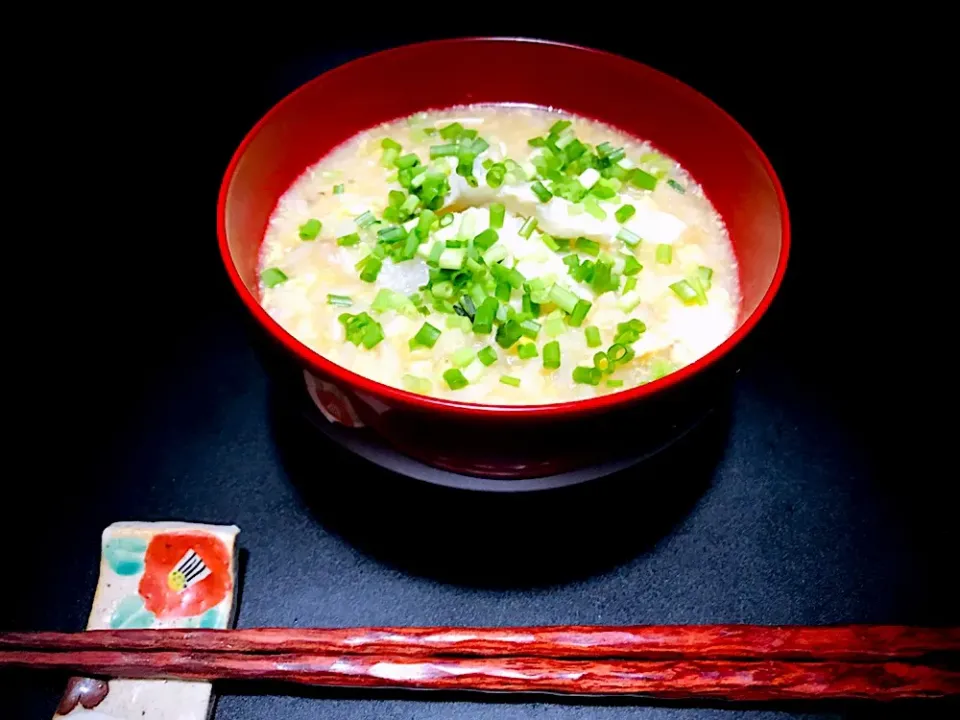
[219, 39, 788, 478]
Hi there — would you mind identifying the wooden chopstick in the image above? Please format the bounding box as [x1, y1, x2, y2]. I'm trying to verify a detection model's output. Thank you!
[3, 625, 958, 662]
[4, 626, 957, 701]
[3, 649, 958, 701]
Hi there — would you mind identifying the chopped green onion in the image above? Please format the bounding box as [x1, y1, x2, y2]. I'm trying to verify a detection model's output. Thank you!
[607, 343, 628, 363]
[606, 379, 624, 388]
[575, 237, 600, 256]
[466, 136, 489, 154]
[549, 119, 572, 135]
[430, 143, 459, 159]
[359, 256, 383, 283]
[465, 256, 486, 277]
[623, 276, 638, 294]
[697, 265, 714, 290]
[519, 319, 541, 339]
[590, 260, 619, 295]
[469, 283, 487, 308]
[327, 294, 353, 307]
[488, 202, 505, 229]
[519, 216, 538, 239]
[427, 241, 445, 266]
[371, 288, 416, 316]
[521, 293, 540, 318]
[667, 178, 686, 194]
[639, 150, 666, 165]
[605, 147, 626, 163]
[670, 279, 700, 304]
[630, 168, 658, 190]
[491, 263, 525, 289]
[615, 204, 636, 224]
[298, 218, 322, 240]
[541, 233, 560, 251]
[650, 357, 677, 380]
[458, 295, 477, 318]
[402, 374, 432, 394]
[452, 347, 477, 368]
[594, 351, 611, 373]
[355, 211, 377, 228]
[617, 228, 641, 247]
[443, 368, 468, 390]
[590, 178, 618, 200]
[573, 366, 602, 385]
[472, 297, 499, 334]
[543, 340, 561, 369]
[333, 183, 345, 195]
[477, 345, 497, 366]
[596, 141, 617, 158]
[337, 232, 361, 247]
[499, 375, 521, 387]
[361, 322, 384, 349]
[568, 299, 592, 327]
[395, 153, 420, 170]
[563, 255, 580, 274]
[381, 147, 400, 167]
[474, 228, 499, 251]
[531, 180, 553, 202]
[622, 255, 642, 276]
[339, 312, 380, 348]
[517, 342, 538, 359]
[582, 195, 607, 220]
[445, 315, 472, 331]
[578, 167, 601, 189]
[400, 236, 423, 259]
[388, 190, 406, 208]
[439, 122, 464, 140]
[438, 248, 466, 270]
[486, 163, 506, 188]
[495, 281, 511, 302]
[656, 244, 673, 264]
[495, 319, 524, 348]
[402, 232, 420, 262]
[382, 205, 402, 223]
[381, 138, 402, 151]
[687, 274, 708, 304]
[415, 208, 436, 239]
[548, 284, 579, 314]
[544, 314, 566, 337]
[378, 225, 406, 243]
[585, 326, 602, 348]
[483, 244, 508, 265]
[410, 322, 442, 350]
[400, 194, 420, 215]
[431, 281, 455, 300]
[260, 268, 288, 288]
[615, 319, 647, 345]
[439, 214, 455, 227]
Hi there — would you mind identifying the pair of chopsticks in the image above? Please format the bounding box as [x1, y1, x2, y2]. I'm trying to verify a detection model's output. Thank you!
[2, 625, 958, 701]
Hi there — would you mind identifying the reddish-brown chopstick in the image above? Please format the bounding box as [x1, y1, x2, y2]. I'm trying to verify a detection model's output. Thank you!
[3, 625, 958, 662]
[3, 650, 957, 701]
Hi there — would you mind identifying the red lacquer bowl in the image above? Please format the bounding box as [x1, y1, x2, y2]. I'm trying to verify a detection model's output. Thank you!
[218, 38, 789, 479]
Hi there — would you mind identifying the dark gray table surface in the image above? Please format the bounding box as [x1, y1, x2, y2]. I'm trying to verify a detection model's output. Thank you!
[6, 29, 954, 720]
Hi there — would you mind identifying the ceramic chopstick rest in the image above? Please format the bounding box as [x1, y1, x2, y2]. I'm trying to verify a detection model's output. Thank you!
[54, 521, 241, 719]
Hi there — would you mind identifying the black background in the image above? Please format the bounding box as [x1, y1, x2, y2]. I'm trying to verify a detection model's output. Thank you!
[5, 22, 955, 719]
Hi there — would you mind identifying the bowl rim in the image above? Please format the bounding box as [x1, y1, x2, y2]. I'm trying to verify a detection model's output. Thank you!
[217, 37, 790, 420]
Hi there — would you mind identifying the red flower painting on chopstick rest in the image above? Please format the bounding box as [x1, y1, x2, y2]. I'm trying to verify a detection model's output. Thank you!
[137, 532, 232, 619]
